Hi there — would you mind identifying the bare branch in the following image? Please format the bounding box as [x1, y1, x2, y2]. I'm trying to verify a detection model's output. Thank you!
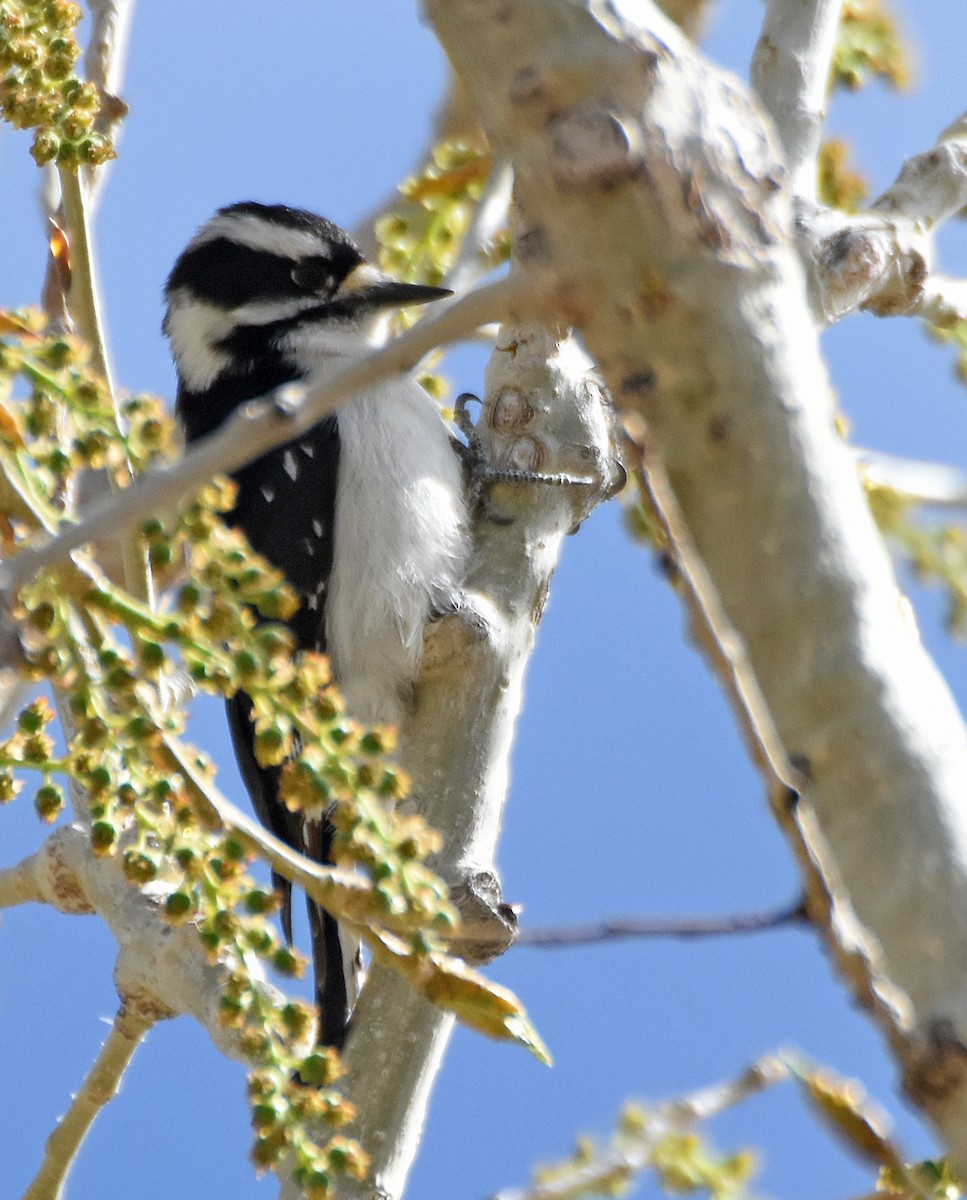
[59, 169, 114, 394]
[516, 900, 805, 948]
[751, 0, 844, 199]
[492, 1053, 789, 1200]
[913, 274, 967, 328]
[156, 727, 429, 935]
[443, 160, 513, 295]
[22, 1004, 153, 1200]
[800, 113, 967, 321]
[81, 0, 136, 204]
[627, 449, 908, 1060]
[0, 276, 522, 604]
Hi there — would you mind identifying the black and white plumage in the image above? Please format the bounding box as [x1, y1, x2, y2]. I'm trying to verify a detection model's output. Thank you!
[163, 201, 468, 1046]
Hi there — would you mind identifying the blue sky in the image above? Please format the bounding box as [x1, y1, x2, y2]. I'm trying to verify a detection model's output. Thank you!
[3, 2, 967, 1197]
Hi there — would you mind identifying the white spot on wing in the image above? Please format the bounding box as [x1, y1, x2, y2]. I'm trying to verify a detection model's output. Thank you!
[260, 484, 275, 503]
[312, 519, 324, 538]
[301, 442, 315, 458]
[283, 450, 298, 481]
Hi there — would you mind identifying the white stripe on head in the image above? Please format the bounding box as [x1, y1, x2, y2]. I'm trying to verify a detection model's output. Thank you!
[188, 210, 331, 260]
[230, 295, 325, 325]
[164, 291, 233, 390]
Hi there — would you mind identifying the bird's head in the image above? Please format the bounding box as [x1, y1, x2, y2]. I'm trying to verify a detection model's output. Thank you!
[163, 201, 449, 392]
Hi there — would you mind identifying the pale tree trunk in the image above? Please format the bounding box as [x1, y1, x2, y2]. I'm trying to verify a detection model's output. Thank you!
[417, 0, 967, 1181]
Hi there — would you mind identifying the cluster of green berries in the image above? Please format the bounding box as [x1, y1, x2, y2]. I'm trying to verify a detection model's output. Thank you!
[0, 313, 176, 527]
[377, 139, 499, 289]
[0, 0, 115, 165]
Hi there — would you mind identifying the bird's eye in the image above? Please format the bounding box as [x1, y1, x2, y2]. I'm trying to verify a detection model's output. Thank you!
[291, 258, 335, 293]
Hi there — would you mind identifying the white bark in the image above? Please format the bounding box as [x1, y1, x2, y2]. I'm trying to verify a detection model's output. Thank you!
[6, 826, 282, 1053]
[751, 0, 843, 199]
[425, 0, 967, 1170]
[797, 113, 967, 322]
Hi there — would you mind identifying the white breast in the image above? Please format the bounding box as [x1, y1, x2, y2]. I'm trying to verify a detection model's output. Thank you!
[327, 376, 468, 724]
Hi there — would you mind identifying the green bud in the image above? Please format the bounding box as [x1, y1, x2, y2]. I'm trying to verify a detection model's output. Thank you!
[30, 129, 60, 166]
[164, 891, 193, 921]
[296, 1049, 342, 1087]
[272, 946, 301, 977]
[86, 764, 112, 794]
[34, 783, 63, 822]
[90, 820, 117, 854]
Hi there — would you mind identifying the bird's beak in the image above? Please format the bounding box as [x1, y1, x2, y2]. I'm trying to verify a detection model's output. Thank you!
[339, 263, 452, 311]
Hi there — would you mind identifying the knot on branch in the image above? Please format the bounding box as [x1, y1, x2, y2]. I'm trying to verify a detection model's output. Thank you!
[36, 826, 96, 914]
[549, 103, 643, 189]
[115, 983, 177, 1025]
[815, 222, 928, 319]
[445, 871, 518, 965]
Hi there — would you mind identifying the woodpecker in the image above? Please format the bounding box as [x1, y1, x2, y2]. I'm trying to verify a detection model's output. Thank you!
[164, 201, 469, 1046]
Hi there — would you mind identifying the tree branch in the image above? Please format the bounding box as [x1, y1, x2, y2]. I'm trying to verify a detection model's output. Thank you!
[443, 159, 513, 295]
[799, 112, 967, 321]
[751, 0, 844, 199]
[0, 277, 521, 604]
[516, 900, 805, 948]
[425, 0, 967, 1174]
[492, 1052, 789, 1200]
[0, 853, 44, 908]
[854, 447, 967, 509]
[22, 1003, 153, 1200]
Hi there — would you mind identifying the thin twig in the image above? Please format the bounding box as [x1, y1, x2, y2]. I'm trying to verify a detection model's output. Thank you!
[914, 274, 967, 329]
[517, 899, 805, 947]
[22, 1004, 153, 1200]
[0, 276, 524, 602]
[491, 1052, 789, 1200]
[156, 727, 400, 930]
[58, 169, 114, 394]
[58, 168, 155, 606]
[81, 0, 136, 204]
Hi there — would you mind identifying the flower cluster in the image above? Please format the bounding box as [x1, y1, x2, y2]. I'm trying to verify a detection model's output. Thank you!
[0, 0, 116, 165]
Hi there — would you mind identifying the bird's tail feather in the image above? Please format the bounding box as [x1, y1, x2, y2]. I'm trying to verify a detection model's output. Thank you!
[305, 816, 361, 1048]
[227, 693, 359, 1046]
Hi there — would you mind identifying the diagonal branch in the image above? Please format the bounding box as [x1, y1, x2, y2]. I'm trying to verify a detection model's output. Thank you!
[22, 1003, 154, 1200]
[799, 112, 967, 322]
[492, 1053, 789, 1200]
[0, 276, 523, 605]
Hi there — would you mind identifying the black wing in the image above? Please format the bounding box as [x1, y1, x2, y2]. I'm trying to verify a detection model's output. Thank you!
[181, 381, 353, 1045]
